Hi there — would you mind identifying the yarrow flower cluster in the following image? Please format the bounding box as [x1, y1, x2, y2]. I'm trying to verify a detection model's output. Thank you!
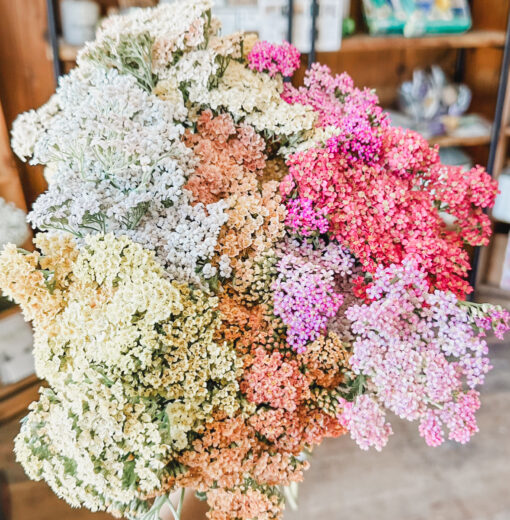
[247, 41, 301, 78]
[284, 197, 330, 237]
[273, 239, 353, 352]
[344, 259, 495, 450]
[2, 1, 508, 519]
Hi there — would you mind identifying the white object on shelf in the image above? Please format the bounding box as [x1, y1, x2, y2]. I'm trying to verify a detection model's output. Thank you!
[386, 110, 491, 142]
[493, 172, 510, 224]
[214, 7, 238, 34]
[0, 197, 29, 248]
[0, 353, 35, 385]
[213, 5, 261, 34]
[0, 312, 34, 385]
[501, 233, 510, 291]
[316, 0, 343, 51]
[258, 0, 343, 52]
[60, 0, 100, 46]
[445, 114, 492, 139]
[256, 0, 286, 42]
[438, 147, 472, 170]
[342, 0, 350, 18]
[161, 0, 226, 3]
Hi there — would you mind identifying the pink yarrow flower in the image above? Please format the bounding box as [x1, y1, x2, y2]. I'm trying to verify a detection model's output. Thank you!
[247, 40, 301, 78]
[284, 197, 329, 236]
[338, 395, 392, 451]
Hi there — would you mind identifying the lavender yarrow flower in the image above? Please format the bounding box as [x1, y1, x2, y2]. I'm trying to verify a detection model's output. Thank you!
[272, 239, 354, 352]
[459, 300, 510, 341]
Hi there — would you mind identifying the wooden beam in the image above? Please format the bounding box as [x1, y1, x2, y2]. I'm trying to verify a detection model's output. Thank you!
[0, 0, 53, 206]
[429, 133, 492, 147]
[0, 102, 27, 211]
[0, 382, 40, 425]
[0, 375, 39, 403]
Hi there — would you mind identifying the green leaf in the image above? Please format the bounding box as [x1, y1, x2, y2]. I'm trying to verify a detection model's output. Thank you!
[63, 457, 77, 476]
[195, 491, 207, 502]
[122, 459, 137, 489]
[40, 269, 56, 294]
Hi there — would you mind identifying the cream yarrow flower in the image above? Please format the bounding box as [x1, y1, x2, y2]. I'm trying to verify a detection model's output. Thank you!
[2, 233, 241, 420]
[15, 383, 172, 518]
[4, 233, 243, 516]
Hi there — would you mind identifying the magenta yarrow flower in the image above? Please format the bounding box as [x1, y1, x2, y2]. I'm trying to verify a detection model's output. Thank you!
[247, 41, 301, 78]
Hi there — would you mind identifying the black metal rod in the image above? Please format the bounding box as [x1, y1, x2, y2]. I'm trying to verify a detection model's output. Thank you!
[487, 16, 510, 177]
[46, 0, 62, 83]
[454, 0, 471, 83]
[454, 48, 466, 83]
[287, 0, 294, 44]
[308, 0, 318, 68]
[469, 7, 510, 296]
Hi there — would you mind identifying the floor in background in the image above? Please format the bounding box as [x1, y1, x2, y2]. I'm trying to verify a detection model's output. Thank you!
[1, 340, 509, 520]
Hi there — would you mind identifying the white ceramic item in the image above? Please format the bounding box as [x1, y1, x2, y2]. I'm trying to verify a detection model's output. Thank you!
[258, 0, 344, 52]
[0, 311, 34, 384]
[493, 173, 510, 224]
[61, 0, 100, 46]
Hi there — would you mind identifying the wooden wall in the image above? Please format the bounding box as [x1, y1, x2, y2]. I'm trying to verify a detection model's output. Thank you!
[0, 102, 28, 222]
[0, 0, 55, 207]
[0, 0, 508, 209]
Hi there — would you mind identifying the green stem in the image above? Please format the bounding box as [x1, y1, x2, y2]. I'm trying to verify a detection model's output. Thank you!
[282, 482, 299, 511]
[166, 488, 185, 520]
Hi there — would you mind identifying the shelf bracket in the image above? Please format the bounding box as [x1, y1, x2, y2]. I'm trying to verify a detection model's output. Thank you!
[46, 0, 62, 83]
[470, 7, 510, 297]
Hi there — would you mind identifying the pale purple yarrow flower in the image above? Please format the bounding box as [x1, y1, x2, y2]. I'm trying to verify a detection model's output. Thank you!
[272, 239, 353, 352]
[345, 257, 494, 447]
[338, 395, 392, 451]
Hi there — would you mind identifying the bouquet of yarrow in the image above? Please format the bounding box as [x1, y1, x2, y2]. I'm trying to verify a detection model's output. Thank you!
[1, 2, 509, 519]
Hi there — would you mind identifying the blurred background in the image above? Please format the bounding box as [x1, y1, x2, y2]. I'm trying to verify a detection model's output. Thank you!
[0, 0, 509, 519]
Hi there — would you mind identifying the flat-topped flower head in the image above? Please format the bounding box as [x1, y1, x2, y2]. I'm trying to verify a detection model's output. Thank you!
[247, 41, 301, 78]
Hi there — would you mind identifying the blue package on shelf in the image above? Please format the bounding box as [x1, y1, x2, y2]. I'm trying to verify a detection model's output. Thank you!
[362, 0, 472, 36]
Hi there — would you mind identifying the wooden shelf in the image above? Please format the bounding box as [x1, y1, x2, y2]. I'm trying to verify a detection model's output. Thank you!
[0, 374, 40, 424]
[57, 29, 507, 63]
[0, 374, 38, 402]
[59, 40, 82, 62]
[0, 305, 18, 321]
[339, 29, 506, 53]
[428, 133, 492, 147]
